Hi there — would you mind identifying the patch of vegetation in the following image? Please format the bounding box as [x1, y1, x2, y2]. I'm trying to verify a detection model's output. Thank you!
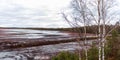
[52, 51, 79, 60]
[105, 30, 120, 60]
[88, 43, 98, 60]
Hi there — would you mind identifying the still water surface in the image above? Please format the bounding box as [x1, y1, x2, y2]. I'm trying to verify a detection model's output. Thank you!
[0, 29, 70, 39]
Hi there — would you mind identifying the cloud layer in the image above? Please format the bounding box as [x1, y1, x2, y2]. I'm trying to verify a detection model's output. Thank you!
[0, 0, 71, 28]
[0, 0, 120, 28]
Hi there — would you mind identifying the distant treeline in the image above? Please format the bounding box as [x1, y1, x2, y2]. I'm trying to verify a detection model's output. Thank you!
[22, 25, 120, 34]
[1, 25, 120, 34]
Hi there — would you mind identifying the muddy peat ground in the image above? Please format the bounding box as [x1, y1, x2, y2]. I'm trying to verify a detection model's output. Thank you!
[0, 28, 97, 60]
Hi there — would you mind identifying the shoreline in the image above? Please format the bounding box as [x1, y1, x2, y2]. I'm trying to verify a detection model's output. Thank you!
[0, 36, 97, 50]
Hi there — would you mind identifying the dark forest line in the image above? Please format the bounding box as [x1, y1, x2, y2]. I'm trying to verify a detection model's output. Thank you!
[1, 25, 120, 34]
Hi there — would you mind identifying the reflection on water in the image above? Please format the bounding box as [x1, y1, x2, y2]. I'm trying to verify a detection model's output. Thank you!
[0, 29, 69, 39]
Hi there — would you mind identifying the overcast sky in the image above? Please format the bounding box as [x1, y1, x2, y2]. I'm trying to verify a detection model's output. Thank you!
[0, 0, 120, 28]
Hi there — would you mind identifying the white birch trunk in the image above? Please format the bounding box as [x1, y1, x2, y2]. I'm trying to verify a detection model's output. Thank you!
[98, 24, 102, 60]
[84, 20, 88, 60]
[76, 0, 88, 60]
[102, 0, 105, 60]
[97, 0, 102, 60]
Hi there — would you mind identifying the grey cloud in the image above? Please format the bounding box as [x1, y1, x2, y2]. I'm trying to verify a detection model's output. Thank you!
[0, 0, 70, 28]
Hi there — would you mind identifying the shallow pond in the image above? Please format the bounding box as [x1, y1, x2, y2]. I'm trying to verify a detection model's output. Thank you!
[0, 29, 71, 39]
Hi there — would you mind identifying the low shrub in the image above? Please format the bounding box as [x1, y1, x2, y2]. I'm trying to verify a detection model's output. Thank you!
[52, 51, 79, 60]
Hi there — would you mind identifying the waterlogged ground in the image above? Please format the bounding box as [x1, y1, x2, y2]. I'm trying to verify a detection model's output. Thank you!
[0, 29, 71, 39]
[0, 28, 97, 60]
[0, 40, 97, 60]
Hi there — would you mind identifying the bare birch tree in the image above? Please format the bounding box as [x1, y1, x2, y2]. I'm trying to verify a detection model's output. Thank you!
[87, 0, 119, 60]
[62, 12, 82, 60]
[62, 0, 91, 60]
[62, 0, 119, 60]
